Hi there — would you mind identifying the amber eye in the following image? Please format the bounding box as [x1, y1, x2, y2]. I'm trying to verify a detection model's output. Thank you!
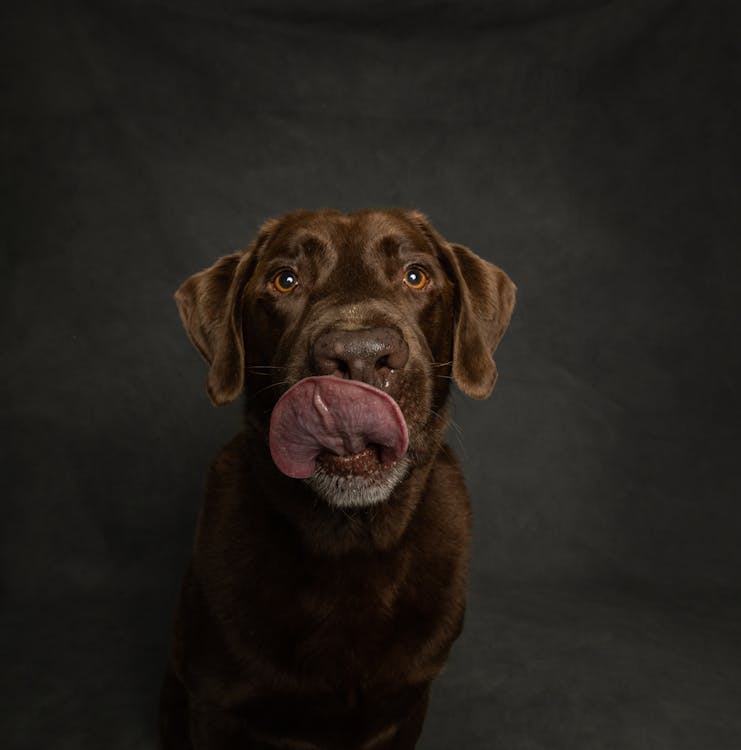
[273, 269, 299, 293]
[403, 266, 429, 290]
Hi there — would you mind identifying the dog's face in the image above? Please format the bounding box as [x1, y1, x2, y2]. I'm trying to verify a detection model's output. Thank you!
[176, 209, 515, 507]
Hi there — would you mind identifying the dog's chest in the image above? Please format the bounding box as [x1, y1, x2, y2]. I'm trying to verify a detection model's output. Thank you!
[272, 550, 418, 679]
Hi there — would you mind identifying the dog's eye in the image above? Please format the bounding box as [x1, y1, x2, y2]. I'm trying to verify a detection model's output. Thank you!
[403, 266, 429, 291]
[273, 269, 299, 293]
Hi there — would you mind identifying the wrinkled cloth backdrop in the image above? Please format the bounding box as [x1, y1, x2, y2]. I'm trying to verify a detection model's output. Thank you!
[3, 1, 740, 748]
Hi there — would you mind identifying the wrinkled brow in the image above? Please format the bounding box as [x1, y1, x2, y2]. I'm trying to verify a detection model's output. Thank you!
[268, 231, 330, 260]
[373, 235, 411, 256]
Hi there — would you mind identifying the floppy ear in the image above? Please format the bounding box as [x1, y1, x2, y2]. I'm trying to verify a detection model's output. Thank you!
[174, 252, 250, 406]
[175, 219, 280, 405]
[444, 242, 516, 399]
[404, 211, 516, 398]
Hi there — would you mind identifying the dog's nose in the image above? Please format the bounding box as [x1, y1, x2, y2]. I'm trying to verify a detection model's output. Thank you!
[312, 327, 409, 388]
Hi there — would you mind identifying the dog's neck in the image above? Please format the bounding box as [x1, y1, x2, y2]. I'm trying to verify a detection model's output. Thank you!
[237, 410, 448, 557]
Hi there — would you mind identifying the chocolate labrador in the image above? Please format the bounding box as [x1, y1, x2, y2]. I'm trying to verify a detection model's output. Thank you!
[160, 209, 515, 749]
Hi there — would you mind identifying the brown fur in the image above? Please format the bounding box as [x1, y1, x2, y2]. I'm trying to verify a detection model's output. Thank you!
[160, 209, 515, 749]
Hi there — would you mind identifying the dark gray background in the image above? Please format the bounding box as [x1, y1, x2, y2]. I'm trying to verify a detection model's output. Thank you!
[3, 0, 740, 748]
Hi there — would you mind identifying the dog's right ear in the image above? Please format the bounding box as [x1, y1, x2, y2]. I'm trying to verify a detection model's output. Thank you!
[175, 253, 247, 406]
[174, 221, 277, 406]
[403, 210, 516, 399]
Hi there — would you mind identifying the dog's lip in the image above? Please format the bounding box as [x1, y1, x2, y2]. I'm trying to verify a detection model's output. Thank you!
[315, 444, 394, 477]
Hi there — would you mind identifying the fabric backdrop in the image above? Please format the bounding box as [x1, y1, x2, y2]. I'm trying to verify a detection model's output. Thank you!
[3, 1, 740, 748]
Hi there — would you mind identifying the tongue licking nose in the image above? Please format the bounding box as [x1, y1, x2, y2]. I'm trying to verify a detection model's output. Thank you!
[268, 376, 409, 479]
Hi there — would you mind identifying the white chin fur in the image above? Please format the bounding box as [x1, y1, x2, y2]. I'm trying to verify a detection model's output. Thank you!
[306, 458, 410, 508]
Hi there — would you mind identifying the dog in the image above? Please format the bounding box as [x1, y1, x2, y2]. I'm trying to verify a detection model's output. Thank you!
[160, 209, 515, 749]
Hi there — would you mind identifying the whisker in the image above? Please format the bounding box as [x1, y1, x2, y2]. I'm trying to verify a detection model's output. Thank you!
[445, 407, 468, 458]
[337, 506, 356, 524]
[448, 419, 465, 438]
[247, 379, 292, 401]
[246, 366, 287, 375]
[428, 407, 463, 435]
[426, 406, 466, 458]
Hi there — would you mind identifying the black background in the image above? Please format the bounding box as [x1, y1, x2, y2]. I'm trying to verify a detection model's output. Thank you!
[3, 1, 740, 748]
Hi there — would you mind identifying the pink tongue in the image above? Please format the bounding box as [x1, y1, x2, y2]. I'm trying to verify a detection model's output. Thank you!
[269, 376, 409, 479]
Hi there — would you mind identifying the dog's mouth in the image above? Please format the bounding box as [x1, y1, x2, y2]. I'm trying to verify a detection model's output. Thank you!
[269, 376, 408, 480]
[316, 444, 389, 477]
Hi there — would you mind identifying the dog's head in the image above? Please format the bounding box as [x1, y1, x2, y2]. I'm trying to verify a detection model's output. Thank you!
[176, 209, 515, 507]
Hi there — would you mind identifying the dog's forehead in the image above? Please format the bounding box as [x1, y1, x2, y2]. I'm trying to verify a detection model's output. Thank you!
[265, 210, 431, 255]
[348, 211, 420, 243]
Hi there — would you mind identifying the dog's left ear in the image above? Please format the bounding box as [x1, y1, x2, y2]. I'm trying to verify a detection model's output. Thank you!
[443, 242, 516, 399]
[405, 211, 516, 399]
